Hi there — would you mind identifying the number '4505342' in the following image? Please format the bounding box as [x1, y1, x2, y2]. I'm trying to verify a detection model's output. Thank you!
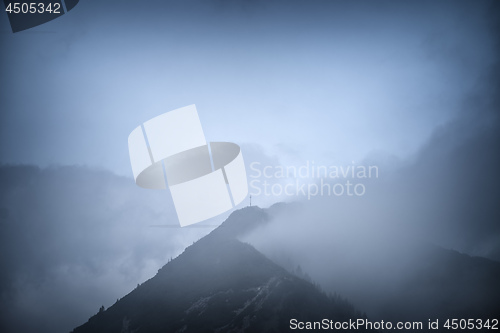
[443, 319, 498, 330]
[5, 2, 61, 14]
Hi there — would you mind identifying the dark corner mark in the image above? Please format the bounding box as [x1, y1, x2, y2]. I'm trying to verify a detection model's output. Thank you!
[2, 0, 79, 33]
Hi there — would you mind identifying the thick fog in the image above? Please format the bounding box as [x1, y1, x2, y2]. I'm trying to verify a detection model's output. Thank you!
[1, 0, 499, 332]
[242, 0, 500, 319]
[1, 0, 497, 175]
[243, 101, 499, 319]
[0, 166, 216, 332]
[243, 28, 500, 320]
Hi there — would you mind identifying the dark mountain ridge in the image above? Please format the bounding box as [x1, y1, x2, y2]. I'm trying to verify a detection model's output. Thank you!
[71, 204, 500, 333]
[71, 206, 368, 333]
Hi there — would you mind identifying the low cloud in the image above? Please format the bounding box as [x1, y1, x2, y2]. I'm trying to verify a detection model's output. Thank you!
[0, 165, 211, 333]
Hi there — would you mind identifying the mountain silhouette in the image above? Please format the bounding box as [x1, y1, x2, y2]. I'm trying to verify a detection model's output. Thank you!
[352, 244, 500, 323]
[71, 204, 500, 333]
[71, 206, 370, 333]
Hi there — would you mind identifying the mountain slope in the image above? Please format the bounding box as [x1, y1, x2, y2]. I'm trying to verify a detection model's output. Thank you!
[71, 207, 368, 333]
[363, 245, 500, 322]
[241, 205, 500, 325]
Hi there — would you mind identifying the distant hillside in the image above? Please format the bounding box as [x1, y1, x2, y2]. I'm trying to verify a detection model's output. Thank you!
[71, 204, 500, 333]
[353, 244, 500, 323]
[71, 207, 370, 333]
[241, 205, 500, 328]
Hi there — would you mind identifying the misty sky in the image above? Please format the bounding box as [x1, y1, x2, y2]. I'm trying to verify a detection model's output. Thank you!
[1, 1, 499, 333]
[1, 0, 497, 175]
